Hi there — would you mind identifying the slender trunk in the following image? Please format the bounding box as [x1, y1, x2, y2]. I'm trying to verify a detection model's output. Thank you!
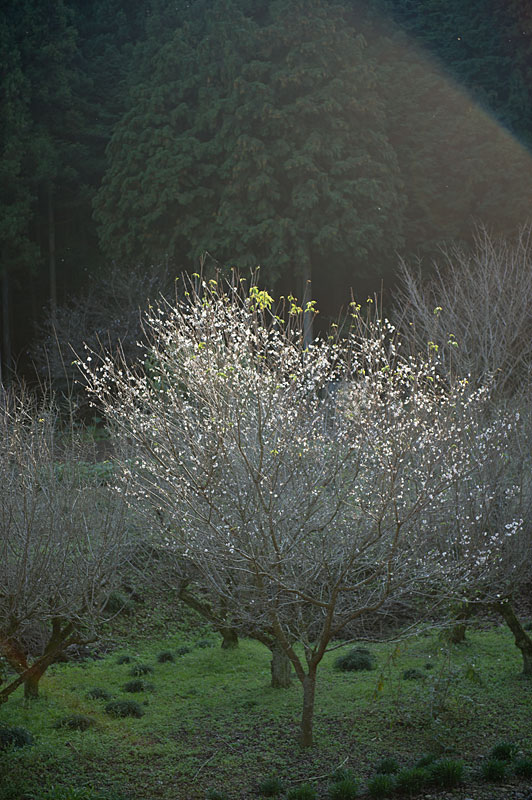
[48, 182, 56, 327]
[493, 599, 532, 676]
[270, 643, 292, 688]
[300, 668, 317, 747]
[1, 268, 11, 382]
[299, 260, 313, 347]
[447, 601, 472, 644]
[220, 627, 239, 649]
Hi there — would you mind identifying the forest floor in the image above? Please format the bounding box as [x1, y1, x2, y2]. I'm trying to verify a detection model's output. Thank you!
[1, 598, 531, 800]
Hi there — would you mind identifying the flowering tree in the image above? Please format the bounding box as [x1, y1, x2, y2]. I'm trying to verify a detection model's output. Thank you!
[0, 390, 134, 702]
[433, 408, 532, 673]
[86, 279, 515, 746]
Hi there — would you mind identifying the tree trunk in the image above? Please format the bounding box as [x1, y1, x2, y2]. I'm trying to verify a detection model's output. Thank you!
[300, 669, 317, 747]
[0, 621, 76, 704]
[1, 267, 11, 382]
[24, 667, 45, 699]
[493, 599, 532, 676]
[447, 602, 472, 643]
[48, 182, 57, 327]
[270, 644, 292, 688]
[220, 627, 239, 649]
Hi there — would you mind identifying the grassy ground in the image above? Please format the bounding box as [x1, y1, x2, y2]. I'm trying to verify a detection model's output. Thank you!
[1, 613, 531, 800]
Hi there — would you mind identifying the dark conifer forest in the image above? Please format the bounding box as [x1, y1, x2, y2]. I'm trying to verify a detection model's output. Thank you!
[2, 0, 532, 378]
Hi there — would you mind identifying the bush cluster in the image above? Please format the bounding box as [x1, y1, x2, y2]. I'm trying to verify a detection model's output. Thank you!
[334, 648, 376, 672]
[105, 700, 144, 718]
[0, 726, 33, 750]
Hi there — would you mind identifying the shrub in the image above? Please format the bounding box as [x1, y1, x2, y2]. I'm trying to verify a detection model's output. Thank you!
[54, 715, 96, 732]
[334, 647, 376, 672]
[394, 767, 431, 794]
[176, 646, 191, 656]
[123, 680, 153, 693]
[0, 726, 33, 749]
[402, 668, 424, 681]
[489, 741, 518, 761]
[429, 758, 464, 788]
[481, 759, 507, 781]
[367, 774, 395, 799]
[105, 700, 144, 718]
[116, 655, 131, 665]
[286, 784, 317, 800]
[524, 620, 532, 631]
[328, 776, 359, 799]
[86, 687, 112, 701]
[374, 758, 400, 775]
[157, 651, 175, 663]
[104, 591, 134, 616]
[129, 663, 153, 676]
[414, 754, 437, 769]
[515, 757, 532, 778]
[258, 775, 284, 796]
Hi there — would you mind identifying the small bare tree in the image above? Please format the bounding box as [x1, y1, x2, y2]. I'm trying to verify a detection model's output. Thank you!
[86, 279, 514, 747]
[0, 389, 135, 702]
[31, 261, 175, 400]
[396, 224, 532, 395]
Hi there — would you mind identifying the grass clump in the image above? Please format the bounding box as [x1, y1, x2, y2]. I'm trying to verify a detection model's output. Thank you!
[105, 699, 144, 718]
[196, 639, 215, 648]
[414, 754, 437, 769]
[328, 776, 359, 799]
[394, 766, 431, 794]
[481, 758, 507, 781]
[367, 774, 395, 798]
[86, 687, 112, 701]
[334, 647, 376, 672]
[374, 757, 400, 775]
[286, 784, 317, 800]
[116, 655, 131, 665]
[206, 790, 229, 800]
[402, 668, 424, 681]
[176, 645, 191, 656]
[515, 757, 532, 778]
[489, 740, 518, 761]
[54, 715, 96, 732]
[129, 663, 153, 676]
[258, 775, 284, 796]
[428, 758, 464, 788]
[37, 787, 103, 800]
[0, 726, 33, 749]
[157, 650, 175, 663]
[123, 679, 153, 693]
[331, 768, 357, 782]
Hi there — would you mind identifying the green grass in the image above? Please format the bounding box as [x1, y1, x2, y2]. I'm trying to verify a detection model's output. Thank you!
[0, 623, 531, 799]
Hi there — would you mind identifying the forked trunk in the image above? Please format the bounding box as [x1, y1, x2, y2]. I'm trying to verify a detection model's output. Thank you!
[270, 644, 292, 688]
[300, 669, 317, 747]
[493, 599, 532, 676]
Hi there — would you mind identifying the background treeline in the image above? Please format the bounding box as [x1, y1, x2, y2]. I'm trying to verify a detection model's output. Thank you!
[2, 0, 532, 379]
